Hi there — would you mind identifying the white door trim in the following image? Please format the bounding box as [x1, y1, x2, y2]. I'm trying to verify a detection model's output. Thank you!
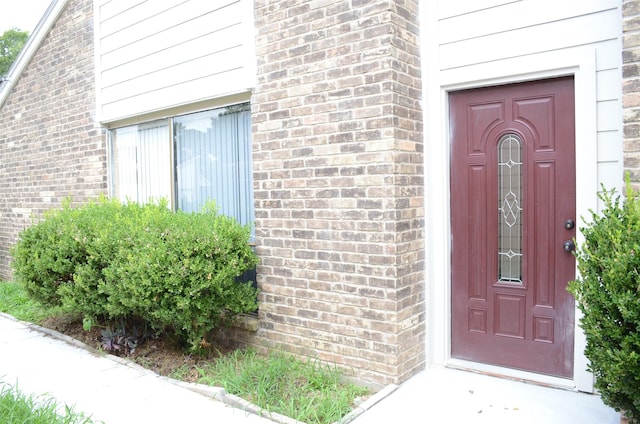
[423, 46, 599, 392]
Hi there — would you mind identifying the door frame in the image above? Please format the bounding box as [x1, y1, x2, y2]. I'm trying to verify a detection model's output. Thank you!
[423, 46, 599, 392]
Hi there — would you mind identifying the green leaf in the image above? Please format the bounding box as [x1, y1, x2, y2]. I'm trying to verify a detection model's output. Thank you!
[82, 316, 93, 332]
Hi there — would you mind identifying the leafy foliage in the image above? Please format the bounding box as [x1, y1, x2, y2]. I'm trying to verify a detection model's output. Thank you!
[0, 28, 29, 77]
[568, 179, 640, 422]
[11, 197, 259, 352]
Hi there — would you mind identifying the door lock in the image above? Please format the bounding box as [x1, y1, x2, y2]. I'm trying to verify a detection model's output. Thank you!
[565, 219, 575, 230]
[563, 240, 575, 252]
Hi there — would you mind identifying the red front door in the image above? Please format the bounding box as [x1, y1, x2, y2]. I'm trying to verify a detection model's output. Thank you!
[449, 77, 576, 378]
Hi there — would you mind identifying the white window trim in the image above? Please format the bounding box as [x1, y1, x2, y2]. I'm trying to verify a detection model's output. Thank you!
[100, 92, 252, 129]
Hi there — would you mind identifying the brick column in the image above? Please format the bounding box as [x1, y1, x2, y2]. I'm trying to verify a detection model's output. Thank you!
[252, 0, 424, 385]
[623, 0, 640, 187]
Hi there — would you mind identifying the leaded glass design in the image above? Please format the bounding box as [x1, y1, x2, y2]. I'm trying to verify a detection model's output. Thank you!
[497, 134, 523, 283]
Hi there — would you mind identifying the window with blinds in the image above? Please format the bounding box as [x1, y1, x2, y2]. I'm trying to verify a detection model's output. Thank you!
[108, 103, 254, 239]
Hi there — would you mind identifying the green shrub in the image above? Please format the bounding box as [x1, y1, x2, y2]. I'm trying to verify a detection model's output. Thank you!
[11, 197, 259, 351]
[568, 180, 640, 422]
[10, 199, 97, 306]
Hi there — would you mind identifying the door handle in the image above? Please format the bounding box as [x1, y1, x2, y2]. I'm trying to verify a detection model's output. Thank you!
[563, 240, 575, 252]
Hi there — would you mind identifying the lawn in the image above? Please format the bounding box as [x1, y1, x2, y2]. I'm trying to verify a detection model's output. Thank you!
[0, 281, 369, 424]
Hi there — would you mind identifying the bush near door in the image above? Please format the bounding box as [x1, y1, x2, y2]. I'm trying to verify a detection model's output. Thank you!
[569, 179, 640, 423]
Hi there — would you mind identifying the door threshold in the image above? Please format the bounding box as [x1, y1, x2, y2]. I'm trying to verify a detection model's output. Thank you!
[446, 358, 576, 391]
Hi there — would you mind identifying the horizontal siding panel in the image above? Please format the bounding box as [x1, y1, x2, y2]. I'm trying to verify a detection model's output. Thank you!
[597, 161, 622, 195]
[597, 131, 621, 162]
[101, 2, 242, 71]
[100, 0, 238, 54]
[101, 46, 245, 103]
[440, 9, 620, 70]
[100, 1, 182, 37]
[96, 0, 111, 11]
[439, 0, 619, 44]
[597, 100, 621, 132]
[99, 0, 147, 23]
[101, 24, 243, 88]
[595, 39, 623, 71]
[438, 0, 519, 19]
[596, 69, 622, 101]
[101, 70, 247, 122]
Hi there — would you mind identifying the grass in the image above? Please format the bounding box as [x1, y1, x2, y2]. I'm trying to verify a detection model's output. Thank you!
[1, 281, 370, 424]
[0, 383, 96, 424]
[189, 349, 369, 424]
[0, 281, 64, 323]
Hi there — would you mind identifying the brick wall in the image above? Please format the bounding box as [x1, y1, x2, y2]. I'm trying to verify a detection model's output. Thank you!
[249, 0, 425, 386]
[624, 0, 640, 187]
[0, 0, 106, 279]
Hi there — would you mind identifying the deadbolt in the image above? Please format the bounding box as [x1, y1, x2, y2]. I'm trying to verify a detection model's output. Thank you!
[565, 219, 575, 230]
[563, 240, 575, 252]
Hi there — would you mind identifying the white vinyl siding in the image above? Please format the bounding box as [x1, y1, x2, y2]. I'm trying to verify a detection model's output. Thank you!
[437, 0, 622, 193]
[437, 0, 620, 70]
[438, 2, 620, 55]
[95, 0, 255, 123]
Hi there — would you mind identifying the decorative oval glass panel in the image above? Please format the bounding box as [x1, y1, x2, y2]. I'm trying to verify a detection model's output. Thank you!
[497, 134, 523, 283]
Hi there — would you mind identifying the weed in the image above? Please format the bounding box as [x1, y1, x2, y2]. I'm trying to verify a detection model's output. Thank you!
[0, 382, 96, 424]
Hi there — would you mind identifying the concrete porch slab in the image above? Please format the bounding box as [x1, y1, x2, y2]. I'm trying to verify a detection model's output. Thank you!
[351, 366, 620, 424]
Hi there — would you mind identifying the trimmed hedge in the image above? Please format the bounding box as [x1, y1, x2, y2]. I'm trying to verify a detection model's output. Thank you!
[569, 181, 640, 423]
[11, 197, 259, 351]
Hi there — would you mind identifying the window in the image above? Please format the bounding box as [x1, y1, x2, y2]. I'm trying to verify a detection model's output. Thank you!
[108, 103, 254, 238]
[497, 133, 523, 283]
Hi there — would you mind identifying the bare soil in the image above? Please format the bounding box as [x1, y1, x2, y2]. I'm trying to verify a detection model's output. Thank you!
[39, 314, 229, 383]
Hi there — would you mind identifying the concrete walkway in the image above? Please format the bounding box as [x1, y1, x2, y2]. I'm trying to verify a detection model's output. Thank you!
[350, 366, 621, 424]
[0, 313, 281, 424]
